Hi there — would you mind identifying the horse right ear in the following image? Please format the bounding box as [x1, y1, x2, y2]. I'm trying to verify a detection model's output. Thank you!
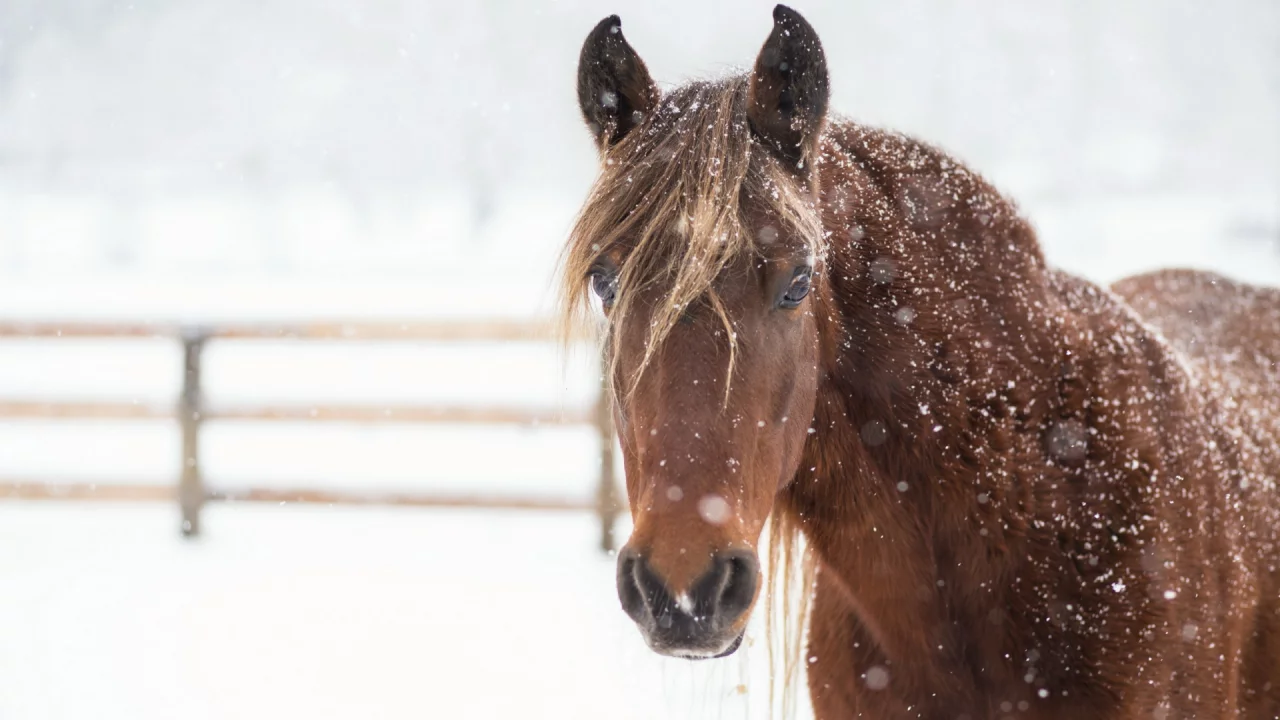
[577, 15, 659, 151]
[748, 5, 830, 168]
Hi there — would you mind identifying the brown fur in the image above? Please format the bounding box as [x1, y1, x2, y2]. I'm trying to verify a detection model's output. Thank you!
[792, 127, 1280, 719]
[565, 6, 1280, 718]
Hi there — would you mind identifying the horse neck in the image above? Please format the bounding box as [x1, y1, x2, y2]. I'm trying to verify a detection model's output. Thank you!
[783, 124, 1062, 673]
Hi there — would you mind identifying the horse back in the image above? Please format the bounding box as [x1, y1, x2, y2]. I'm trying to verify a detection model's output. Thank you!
[1111, 269, 1280, 464]
[1112, 269, 1280, 385]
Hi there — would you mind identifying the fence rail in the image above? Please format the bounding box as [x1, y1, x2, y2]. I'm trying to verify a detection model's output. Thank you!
[0, 320, 621, 551]
[0, 320, 565, 341]
[0, 482, 597, 511]
[0, 401, 593, 425]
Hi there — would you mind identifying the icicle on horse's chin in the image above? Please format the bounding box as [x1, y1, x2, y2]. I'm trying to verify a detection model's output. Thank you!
[560, 4, 1280, 718]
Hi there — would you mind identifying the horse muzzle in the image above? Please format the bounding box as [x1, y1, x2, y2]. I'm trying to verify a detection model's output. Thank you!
[616, 548, 758, 659]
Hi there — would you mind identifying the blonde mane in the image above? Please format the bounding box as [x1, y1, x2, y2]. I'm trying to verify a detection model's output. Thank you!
[559, 75, 825, 401]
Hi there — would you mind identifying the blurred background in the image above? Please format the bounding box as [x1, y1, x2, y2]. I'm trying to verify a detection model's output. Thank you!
[0, 1, 1276, 718]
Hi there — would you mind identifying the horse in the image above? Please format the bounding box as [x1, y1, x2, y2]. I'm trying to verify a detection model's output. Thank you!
[561, 6, 1280, 718]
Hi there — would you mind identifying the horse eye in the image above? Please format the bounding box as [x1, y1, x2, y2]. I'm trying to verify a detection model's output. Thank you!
[779, 267, 812, 309]
[591, 271, 618, 308]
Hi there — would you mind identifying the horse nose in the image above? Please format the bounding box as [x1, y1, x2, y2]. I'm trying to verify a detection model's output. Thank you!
[617, 548, 759, 633]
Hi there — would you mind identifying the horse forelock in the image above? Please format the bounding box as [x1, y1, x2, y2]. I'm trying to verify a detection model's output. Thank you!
[559, 75, 826, 398]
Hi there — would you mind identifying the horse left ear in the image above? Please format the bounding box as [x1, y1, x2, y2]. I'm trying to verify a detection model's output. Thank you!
[748, 5, 830, 168]
[577, 15, 659, 151]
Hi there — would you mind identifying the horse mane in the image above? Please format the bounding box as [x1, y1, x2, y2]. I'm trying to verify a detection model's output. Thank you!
[559, 75, 825, 400]
[765, 509, 816, 718]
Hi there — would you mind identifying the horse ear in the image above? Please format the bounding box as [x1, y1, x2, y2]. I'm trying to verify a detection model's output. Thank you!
[747, 5, 830, 167]
[577, 16, 659, 151]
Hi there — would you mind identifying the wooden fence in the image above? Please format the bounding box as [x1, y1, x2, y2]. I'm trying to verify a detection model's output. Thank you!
[0, 320, 622, 551]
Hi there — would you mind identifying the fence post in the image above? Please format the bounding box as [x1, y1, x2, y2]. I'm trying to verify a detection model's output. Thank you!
[178, 329, 207, 537]
[594, 363, 620, 553]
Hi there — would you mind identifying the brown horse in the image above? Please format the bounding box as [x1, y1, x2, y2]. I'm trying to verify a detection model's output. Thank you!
[562, 6, 1280, 718]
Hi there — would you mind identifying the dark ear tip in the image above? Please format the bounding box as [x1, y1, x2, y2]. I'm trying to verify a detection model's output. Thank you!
[772, 5, 818, 36]
[589, 14, 623, 39]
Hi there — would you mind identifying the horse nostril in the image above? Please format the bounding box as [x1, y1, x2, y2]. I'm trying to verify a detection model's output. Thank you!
[616, 551, 644, 621]
[711, 551, 759, 622]
[617, 549, 667, 623]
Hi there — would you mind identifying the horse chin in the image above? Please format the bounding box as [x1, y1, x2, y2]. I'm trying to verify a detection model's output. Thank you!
[711, 632, 745, 658]
[652, 632, 745, 661]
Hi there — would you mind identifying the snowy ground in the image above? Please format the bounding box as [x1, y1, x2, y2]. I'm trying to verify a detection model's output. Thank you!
[0, 503, 788, 720]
